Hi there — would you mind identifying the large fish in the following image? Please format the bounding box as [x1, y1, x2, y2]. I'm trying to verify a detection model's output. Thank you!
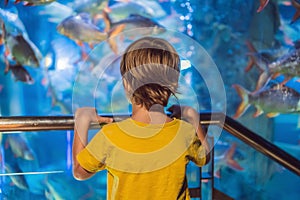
[232, 82, 300, 119]
[57, 12, 124, 55]
[106, 1, 152, 21]
[5, 134, 35, 160]
[57, 13, 108, 44]
[103, 11, 166, 35]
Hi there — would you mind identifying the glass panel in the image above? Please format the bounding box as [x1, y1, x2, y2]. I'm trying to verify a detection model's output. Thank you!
[1, 0, 300, 199]
[0, 130, 107, 199]
[213, 129, 300, 200]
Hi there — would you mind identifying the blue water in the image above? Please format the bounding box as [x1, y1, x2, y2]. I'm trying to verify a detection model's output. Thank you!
[0, 0, 300, 199]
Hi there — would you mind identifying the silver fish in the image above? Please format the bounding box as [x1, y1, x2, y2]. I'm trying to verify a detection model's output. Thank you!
[5, 134, 35, 160]
[254, 45, 300, 89]
[4, 163, 29, 190]
[104, 11, 165, 33]
[106, 1, 152, 21]
[268, 46, 300, 76]
[57, 13, 108, 44]
[245, 41, 297, 90]
[233, 82, 300, 119]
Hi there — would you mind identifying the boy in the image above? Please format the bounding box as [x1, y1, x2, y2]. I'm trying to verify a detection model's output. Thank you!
[72, 37, 210, 199]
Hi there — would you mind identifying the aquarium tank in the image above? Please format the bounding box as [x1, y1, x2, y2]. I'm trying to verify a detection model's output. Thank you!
[0, 0, 299, 199]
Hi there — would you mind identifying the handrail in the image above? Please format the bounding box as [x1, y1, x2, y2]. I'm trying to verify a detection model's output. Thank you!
[0, 112, 299, 176]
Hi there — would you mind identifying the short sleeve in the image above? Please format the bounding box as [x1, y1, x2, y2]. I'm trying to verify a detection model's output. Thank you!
[76, 131, 108, 172]
[186, 136, 207, 167]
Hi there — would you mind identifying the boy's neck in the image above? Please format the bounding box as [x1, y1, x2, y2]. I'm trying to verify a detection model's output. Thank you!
[131, 103, 173, 124]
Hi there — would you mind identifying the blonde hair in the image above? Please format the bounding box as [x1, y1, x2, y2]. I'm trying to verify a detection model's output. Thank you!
[120, 37, 180, 110]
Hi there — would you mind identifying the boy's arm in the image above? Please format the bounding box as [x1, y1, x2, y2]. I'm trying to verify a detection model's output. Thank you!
[168, 105, 211, 164]
[72, 107, 113, 180]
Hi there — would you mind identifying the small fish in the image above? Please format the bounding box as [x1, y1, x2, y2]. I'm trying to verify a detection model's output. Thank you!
[4, 163, 29, 190]
[5, 134, 35, 160]
[257, 0, 270, 12]
[8, 64, 34, 84]
[5, 0, 56, 6]
[232, 82, 300, 119]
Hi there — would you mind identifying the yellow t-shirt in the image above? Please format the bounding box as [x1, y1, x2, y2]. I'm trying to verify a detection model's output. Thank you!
[77, 118, 206, 200]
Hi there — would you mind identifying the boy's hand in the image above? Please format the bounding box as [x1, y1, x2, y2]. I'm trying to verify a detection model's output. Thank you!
[168, 105, 199, 125]
[75, 107, 113, 125]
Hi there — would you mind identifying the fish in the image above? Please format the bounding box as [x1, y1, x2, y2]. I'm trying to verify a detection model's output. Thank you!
[232, 82, 300, 119]
[4, 162, 29, 190]
[105, 0, 152, 21]
[244, 41, 293, 90]
[130, 0, 167, 19]
[103, 11, 166, 35]
[103, 10, 165, 53]
[4, 33, 41, 67]
[1, 23, 42, 70]
[5, 0, 56, 6]
[5, 134, 35, 160]
[266, 45, 300, 81]
[44, 174, 94, 200]
[57, 13, 108, 44]
[6, 64, 34, 84]
[57, 12, 124, 55]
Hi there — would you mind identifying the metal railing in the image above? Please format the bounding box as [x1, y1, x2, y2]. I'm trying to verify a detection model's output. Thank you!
[0, 112, 299, 176]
